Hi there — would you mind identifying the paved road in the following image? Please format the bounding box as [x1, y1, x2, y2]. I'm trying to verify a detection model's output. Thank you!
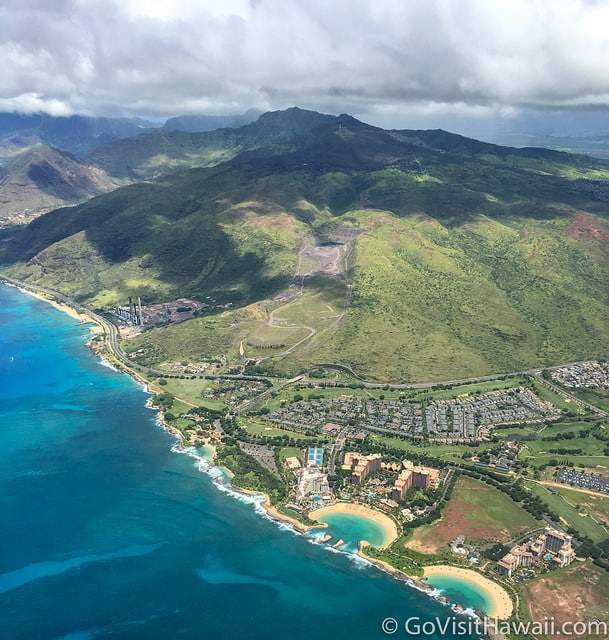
[3, 275, 607, 416]
[327, 427, 350, 475]
[532, 373, 607, 417]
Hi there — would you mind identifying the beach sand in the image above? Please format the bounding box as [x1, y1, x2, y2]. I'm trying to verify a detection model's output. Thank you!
[21, 289, 102, 333]
[309, 502, 398, 549]
[423, 565, 513, 620]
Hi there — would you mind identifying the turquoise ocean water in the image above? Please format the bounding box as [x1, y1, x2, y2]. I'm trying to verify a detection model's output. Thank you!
[312, 513, 387, 552]
[424, 575, 491, 616]
[0, 284, 480, 639]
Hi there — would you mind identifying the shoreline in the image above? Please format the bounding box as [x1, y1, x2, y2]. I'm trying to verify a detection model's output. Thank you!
[6, 280, 515, 624]
[309, 502, 399, 549]
[423, 565, 514, 620]
[20, 287, 103, 332]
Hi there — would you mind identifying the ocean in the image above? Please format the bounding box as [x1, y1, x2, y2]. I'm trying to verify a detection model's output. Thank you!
[0, 284, 479, 640]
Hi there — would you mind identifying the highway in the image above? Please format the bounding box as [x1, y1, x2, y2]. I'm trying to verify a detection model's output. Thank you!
[1, 274, 606, 418]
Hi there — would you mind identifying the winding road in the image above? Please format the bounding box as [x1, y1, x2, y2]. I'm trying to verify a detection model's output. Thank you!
[1, 274, 606, 418]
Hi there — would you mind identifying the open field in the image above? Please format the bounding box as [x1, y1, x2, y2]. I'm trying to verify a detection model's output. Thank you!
[531, 379, 586, 414]
[277, 446, 304, 463]
[238, 417, 318, 442]
[522, 434, 608, 458]
[406, 477, 540, 554]
[525, 481, 609, 542]
[551, 485, 609, 528]
[370, 434, 495, 464]
[523, 561, 609, 639]
[259, 384, 405, 412]
[150, 377, 226, 410]
[408, 376, 529, 402]
[575, 388, 609, 413]
[524, 451, 609, 471]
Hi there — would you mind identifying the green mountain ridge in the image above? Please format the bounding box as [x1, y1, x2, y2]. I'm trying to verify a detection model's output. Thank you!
[2, 108, 609, 381]
[0, 144, 120, 226]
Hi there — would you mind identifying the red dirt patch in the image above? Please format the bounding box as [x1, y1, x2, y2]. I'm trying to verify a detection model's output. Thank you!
[406, 477, 537, 554]
[523, 562, 609, 639]
[250, 213, 296, 228]
[566, 212, 609, 243]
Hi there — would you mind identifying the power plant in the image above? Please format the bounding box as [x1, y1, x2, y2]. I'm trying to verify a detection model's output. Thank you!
[113, 296, 144, 326]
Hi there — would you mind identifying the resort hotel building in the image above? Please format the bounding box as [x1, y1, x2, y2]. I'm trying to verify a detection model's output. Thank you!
[343, 452, 382, 484]
[296, 446, 331, 499]
[498, 527, 576, 577]
[392, 461, 440, 501]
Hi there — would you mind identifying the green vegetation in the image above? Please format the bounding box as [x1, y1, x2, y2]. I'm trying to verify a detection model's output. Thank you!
[4, 108, 609, 382]
[407, 477, 540, 553]
[524, 481, 609, 543]
[216, 444, 285, 503]
[531, 378, 585, 414]
[370, 434, 495, 465]
[237, 417, 315, 442]
[150, 377, 226, 410]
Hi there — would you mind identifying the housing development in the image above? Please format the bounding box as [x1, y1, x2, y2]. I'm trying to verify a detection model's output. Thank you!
[267, 387, 556, 442]
[549, 361, 609, 389]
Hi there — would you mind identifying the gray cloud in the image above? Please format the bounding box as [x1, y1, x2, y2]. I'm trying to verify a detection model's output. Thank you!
[1, 0, 609, 122]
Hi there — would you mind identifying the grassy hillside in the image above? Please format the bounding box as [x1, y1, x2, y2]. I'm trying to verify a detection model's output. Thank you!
[3, 109, 609, 381]
[88, 107, 336, 180]
[0, 144, 120, 226]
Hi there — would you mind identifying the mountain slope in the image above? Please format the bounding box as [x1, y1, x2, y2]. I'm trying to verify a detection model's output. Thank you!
[162, 110, 260, 133]
[3, 109, 609, 381]
[0, 112, 157, 158]
[87, 107, 339, 180]
[0, 144, 120, 226]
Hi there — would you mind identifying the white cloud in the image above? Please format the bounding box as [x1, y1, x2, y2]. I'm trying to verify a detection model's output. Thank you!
[0, 0, 608, 119]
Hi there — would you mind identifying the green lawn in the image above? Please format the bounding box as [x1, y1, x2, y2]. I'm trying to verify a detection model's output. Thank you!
[371, 434, 495, 464]
[259, 384, 405, 412]
[152, 377, 227, 410]
[238, 417, 317, 441]
[409, 376, 528, 402]
[525, 481, 609, 542]
[531, 378, 586, 414]
[554, 485, 609, 527]
[576, 388, 609, 412]
[277, 446, 304, 462]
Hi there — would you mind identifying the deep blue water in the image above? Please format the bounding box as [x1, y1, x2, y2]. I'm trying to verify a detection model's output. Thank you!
[0, 285, 478, 640]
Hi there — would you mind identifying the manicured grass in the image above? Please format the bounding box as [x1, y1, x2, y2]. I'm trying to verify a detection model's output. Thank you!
[523, 435, 607, 458]
[523, 452, 609, 471]
[238, 417, 315, 441]
[371, 433, 495, 464]
[531, 379, 585, 414]
[553, 485, 609, 528]
[259, 384, 403, 412]
[576, 388, 609, 412]
[406, 477, 540, 553]
[277, 446, 304, 462]
[409, 376, 528, 402]
[152, 378, 226, 410]
[524, 481, 609, 542]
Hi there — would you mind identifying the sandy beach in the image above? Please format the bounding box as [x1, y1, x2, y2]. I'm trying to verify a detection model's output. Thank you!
[309, 502, 398, 549]
[423, 565, 513, 620]
[20, 288, 103, 333]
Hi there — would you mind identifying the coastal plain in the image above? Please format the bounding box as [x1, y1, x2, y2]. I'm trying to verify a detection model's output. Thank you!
[2, 108, 609, 637]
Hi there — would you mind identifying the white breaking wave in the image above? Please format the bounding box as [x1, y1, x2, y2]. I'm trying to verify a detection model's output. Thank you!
[97, 358, 119, 372]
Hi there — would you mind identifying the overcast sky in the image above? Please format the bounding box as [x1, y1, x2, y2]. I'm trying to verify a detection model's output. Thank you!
[2, 0, 609, 128]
